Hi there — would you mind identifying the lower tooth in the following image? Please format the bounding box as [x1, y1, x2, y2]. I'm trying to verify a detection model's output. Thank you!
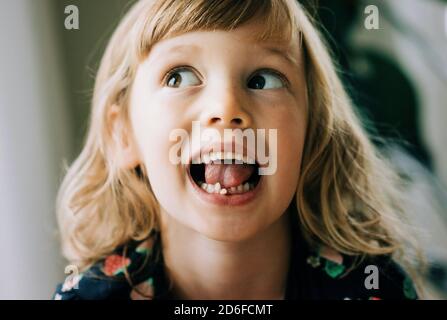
[200, 181, 253, 195]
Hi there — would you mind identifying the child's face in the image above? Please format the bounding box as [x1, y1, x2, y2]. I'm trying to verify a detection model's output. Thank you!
[128, 21, 307, 241]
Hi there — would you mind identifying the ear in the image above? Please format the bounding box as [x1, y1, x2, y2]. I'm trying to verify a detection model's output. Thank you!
[108, 104, 141, 169]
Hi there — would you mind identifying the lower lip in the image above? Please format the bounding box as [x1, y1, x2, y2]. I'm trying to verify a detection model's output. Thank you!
[187, 169, 264, 207]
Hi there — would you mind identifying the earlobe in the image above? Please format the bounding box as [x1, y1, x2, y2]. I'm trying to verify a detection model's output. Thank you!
[108, 105, 141, 170]
[120, 137, 141, 169]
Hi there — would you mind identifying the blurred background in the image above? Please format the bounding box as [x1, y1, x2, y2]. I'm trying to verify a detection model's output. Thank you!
[0, 0, 446, 299]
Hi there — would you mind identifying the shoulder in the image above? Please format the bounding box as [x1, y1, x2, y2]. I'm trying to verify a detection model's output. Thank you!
[53, 233, 160, 300]
[304, 245, 419, 300]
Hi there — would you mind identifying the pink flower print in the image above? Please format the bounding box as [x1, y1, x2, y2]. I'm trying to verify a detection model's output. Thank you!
[103, 254, 131, 276]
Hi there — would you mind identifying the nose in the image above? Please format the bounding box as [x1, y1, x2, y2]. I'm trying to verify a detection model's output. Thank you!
[200, 83, 253, 129]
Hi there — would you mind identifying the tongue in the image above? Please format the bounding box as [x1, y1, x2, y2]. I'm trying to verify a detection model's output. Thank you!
[204, 164, 254, 188]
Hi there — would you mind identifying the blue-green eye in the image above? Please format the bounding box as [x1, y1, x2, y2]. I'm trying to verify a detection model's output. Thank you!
[247, 70, 286, 90]
[165, 67, 201, 88]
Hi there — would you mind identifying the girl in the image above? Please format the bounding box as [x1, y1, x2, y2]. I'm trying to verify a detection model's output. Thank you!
[53, 0, 424, 300]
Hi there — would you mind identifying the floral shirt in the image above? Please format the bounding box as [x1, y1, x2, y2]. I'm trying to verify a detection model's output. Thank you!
[53, 213, 418, 300]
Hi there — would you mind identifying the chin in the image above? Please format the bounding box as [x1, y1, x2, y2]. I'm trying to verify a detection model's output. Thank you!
[190, 210, 278, 243]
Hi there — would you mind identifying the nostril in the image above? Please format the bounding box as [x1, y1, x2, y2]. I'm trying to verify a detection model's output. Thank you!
[208, 117, 244, 126]
[232, 118, 243, 125]
[210, 117, 221, 124]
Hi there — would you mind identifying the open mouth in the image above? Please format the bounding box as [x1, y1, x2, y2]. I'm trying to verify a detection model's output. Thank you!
[188, 151, 261, 195]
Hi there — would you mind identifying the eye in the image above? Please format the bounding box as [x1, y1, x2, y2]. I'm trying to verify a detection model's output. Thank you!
[247, 70, 287, 90]
[165, 67, 201, 88]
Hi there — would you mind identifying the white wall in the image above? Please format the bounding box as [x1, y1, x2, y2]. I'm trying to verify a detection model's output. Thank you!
[0, 0, 72, 299]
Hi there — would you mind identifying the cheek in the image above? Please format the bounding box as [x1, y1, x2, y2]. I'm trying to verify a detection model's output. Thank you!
[129, 69, 195, 220]
[132, 108, 168, 164]
[130, 101, 186, 199]
[278, 129, 304, 188]
[269, 107, 306, 202]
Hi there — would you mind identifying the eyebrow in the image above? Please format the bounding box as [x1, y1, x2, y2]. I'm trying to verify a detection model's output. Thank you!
[166, 44, 200, 53]
[149, 44, 201, 63]
[152, 43, 300, 68]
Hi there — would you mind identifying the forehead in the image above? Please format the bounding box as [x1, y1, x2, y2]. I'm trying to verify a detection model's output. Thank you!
[146, 20, 302, 67]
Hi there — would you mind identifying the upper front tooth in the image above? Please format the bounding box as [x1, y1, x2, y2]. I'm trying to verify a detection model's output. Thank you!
[221, 152, 232, 164]
[202, 154, 210, 164]
[244, 156, 255, 164]
[207, 151, 252, 164]
[210, 152, 218, 161]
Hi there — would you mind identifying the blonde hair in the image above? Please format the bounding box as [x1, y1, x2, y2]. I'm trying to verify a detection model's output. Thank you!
[57, 0, 425, 294]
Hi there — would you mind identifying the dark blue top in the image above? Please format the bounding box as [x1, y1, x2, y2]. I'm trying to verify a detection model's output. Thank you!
[53, 212, 418, 300]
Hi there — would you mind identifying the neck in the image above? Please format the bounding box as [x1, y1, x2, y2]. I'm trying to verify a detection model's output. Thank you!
[159, 210, 291, 300]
